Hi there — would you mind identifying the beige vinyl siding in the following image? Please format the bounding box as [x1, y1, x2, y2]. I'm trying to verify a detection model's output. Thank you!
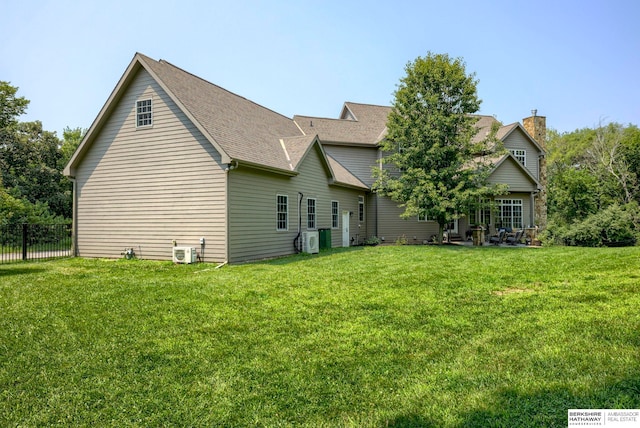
[75, 68, 227, 261]
[322, 145, 378, 239]
[228, 145, 363, 263]
[376, 195, 439, 244]
[503, 128, 540, 180]
[323, 145, 378, 187]
[489, 157, 537, 192]
[374, 149, 441, 243]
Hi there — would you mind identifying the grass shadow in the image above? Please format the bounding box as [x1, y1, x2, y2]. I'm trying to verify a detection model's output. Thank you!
[383, 414, 438, 427]
[0, 267, 46, 277]
[458, 374, 640, 427]
[251, 246, 366, 266]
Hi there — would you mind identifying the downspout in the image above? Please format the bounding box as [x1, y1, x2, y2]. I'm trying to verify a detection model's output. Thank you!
[70, 177, 78, 257]
[294, 192, 303, 253]
[530, 191, 536, 228]
[224, 161, 237, 264]
[376, 149, 383, 240]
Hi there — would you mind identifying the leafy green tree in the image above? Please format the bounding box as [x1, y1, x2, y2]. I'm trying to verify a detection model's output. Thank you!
[546, 127, 595, 169]
[0, 81, 75, 222]
[373, 53, 505, 242]
[621, 124, 640, 202]
[58, 126, 86, 170]
[1, 121, 60, 196]
[546, 122, 640, 244]
[586, 122, 638, 204]
[0, 121, 70, 218]
[548, 168, 598, 225]
[0, 81, 29, 129]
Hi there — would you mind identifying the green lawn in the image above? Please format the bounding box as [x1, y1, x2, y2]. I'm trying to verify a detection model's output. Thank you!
[1, 246, 639, 427]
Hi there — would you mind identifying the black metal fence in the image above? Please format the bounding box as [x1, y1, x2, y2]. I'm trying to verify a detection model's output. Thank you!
[1, 224, 72, 264]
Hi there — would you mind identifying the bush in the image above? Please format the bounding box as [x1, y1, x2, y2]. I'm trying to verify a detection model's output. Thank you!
[0, 188, 67, 226]
[364, 236, 381, 246]
[559, 203, 638, 247]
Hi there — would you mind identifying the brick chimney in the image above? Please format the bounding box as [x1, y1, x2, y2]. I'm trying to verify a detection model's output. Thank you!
[522, 110, 547, 229]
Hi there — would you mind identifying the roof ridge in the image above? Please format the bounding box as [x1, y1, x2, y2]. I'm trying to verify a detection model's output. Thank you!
[344, 101, 390, 108]
[294, 115, 355, 122]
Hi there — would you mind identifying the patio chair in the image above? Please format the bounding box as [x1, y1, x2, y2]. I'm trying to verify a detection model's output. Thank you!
[506, 229, 524, 245]
[489, 229, 506, 245]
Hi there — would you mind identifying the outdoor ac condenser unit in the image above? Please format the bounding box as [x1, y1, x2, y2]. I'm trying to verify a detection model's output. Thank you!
[301, 231, 319, 254]
[173, 246, 197, 264]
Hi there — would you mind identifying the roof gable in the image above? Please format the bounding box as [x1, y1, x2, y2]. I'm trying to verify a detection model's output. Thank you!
[326, 155, 369, 190]
[66, 53, 303, 177]
[279, 135, 367, 190]
[64, 55, 151, 176]
[491, 153, 541, 188]
[497, 122, 545, 153]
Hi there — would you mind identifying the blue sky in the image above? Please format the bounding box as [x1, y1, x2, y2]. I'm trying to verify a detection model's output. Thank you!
[2, 0, 639, 137]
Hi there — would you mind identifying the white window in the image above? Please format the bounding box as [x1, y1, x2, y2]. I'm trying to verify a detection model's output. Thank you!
[509, 149, 526, 166]
[276, 195, 288, 231]
[331, 201, 339, 229]
[496, 199, 523, 229]
[358, 196, 365, 222]
[418, 212, 429, 222]
[307, 198, 316, 229]
[136, 99, 153, 127]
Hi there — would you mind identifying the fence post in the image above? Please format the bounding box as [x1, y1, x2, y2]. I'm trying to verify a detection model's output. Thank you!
[22, 224, 28, 261]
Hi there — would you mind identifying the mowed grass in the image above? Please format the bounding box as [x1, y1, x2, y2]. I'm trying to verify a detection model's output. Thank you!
[1, 246, 639, 427]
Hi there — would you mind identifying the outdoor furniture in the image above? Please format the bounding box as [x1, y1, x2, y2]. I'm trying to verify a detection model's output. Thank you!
[506, 229, 524, 245]
[489, 229, 506, 245]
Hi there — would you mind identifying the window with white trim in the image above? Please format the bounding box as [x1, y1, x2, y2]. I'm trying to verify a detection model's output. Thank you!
[331, 201, 339, 229]
[495, 199, 523, 229]
[358, 196, 365, 222]
[418, 212, 429, 222]
[276, 194, 288, 231]
[307, 198, 316, 229]
[136, 99, 153, 127]
[509, 149, 526, 166]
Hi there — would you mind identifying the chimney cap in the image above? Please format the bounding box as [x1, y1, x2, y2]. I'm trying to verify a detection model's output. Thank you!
[531, 109, 538, 117]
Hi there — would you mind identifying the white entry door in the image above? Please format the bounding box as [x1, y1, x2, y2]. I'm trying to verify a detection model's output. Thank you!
[342, 211, 350, 247]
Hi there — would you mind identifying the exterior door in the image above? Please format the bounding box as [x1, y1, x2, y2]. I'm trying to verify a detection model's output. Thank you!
[448, 219, 459, 234]
[342, 211, 350, 247]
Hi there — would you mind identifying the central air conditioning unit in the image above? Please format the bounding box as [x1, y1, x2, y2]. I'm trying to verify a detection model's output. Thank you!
[301, 231, 319, 254]
[173, 246, 197, 264]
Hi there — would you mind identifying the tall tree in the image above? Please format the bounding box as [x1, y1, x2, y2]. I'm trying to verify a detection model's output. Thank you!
[373, 53, 504, 242]
[0, 121, 69, 218]
[546, 122, 640, 233]
[586, 122, 638, 204]
[58, 126, 86, 170]
[0, 81, 29, 129]
[0, 82, 75, 221]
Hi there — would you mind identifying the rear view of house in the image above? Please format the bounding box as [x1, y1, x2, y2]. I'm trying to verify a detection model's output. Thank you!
[65, 53, 546, 263]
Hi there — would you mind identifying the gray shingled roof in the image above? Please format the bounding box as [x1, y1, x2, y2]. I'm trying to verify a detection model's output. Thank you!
[139, 54, 303, 172]
[471, 115, 501, 143]
[294, 102, 391, 146]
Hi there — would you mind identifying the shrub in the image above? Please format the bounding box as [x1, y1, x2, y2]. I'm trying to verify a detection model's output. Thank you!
[395, 234, 408, 245]
[364, 236, 381, 246]
[560, 203, 638, 247]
